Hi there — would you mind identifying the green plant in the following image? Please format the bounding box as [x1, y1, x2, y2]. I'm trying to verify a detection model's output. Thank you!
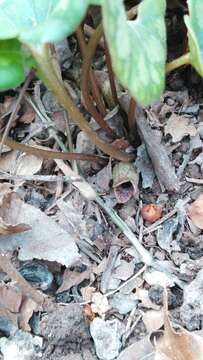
[0, 0, 202, 161]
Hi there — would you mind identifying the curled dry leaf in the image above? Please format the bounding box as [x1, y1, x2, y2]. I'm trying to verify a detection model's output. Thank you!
[0, 284, 22, 313]
[188, 194, 203, 230]
[141, 204, 162, 223]
[154, 289, 203, 360]
[164, 113, 197, 143]
[113, 162, 139, 203]
[0, 191, 31, 235]
[91, 292, 111, 316]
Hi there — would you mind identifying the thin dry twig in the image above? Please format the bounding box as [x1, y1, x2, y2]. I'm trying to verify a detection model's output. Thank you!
[0, 72, 33, 154]
[185, 177, 203, 185]
[104, 264, 147, 297]
[0, 172, 81, 183]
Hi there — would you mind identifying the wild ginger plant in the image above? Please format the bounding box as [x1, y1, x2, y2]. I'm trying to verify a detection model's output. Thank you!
[0, 0, 202, 162]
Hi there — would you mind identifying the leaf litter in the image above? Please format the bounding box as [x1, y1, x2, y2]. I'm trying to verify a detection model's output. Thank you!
[0, 8, 203, 360]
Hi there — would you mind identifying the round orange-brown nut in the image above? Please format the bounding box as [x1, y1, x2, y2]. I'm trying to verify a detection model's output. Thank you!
[141, 204, 162, 223]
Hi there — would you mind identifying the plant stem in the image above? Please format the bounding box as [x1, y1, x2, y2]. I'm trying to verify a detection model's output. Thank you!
[166, 52, 190, 73]
[76, 25, 106, 117]
[0, 72, 33, 155]
[128, 98, 136, 130]
[95, 195, 152, 265]
[104, 37, 119, 107]
[81, 24, 117, 139]
[31, 44, 133, 162]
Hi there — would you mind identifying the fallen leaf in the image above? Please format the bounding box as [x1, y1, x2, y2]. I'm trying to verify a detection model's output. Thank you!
[143, 310, 164, 333]
[112, 138, 130, 150]
[164, 113, 197, 143]
[56, 267, 91, 294]
[188, 194, 203, 230]
[0, 151, 43, 186]
[113, 259, 135, 281]
[91, 292, 111, 316]
[0, 191, 31, 235]
[136, 288, 160, 310]
[83, 303, 96, 321]
[81, 286, 96, 302]
[19, 105, 35, 124]
[154, 289, 203, 360]
[19, 297, 38, 332]
[117, 336, 154, 360]
[92, 161, 112, 192]
[0, 284, 22, 313]
[0, 192, 80, 267]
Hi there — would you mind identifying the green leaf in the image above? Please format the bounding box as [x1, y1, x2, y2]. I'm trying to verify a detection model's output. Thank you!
[0, 39, 26, 91]
[184, 0, 203, 77]
[102, 0, 166, 106]
[0, 0, 90, 47]
[89, 0, 101, 4]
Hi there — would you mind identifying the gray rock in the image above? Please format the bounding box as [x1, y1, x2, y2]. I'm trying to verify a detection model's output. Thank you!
[90, 318, 123, 360]
[180, 269, 203, 330]
[0, 330, 42, 360]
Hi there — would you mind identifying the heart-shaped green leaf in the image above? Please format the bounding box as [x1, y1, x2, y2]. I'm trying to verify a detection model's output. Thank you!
[184, 0, 203, 77]
[102, 0, 166, 106]
[0, 39, 26, 90]
[0, 0, 90, 47]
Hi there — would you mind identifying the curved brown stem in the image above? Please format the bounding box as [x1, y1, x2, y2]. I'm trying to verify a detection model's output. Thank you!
[81, 24, 117, 138]
[128, 98, 136, 130]
[104, 38, 119, 107]
[0, 135, 105, 162]
[76, 26, 106, 117]
[32, 44, 133, 162]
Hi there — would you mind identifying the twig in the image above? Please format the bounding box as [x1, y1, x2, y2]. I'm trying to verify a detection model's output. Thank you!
[122, 313, 142, 345]
[100, 240, 120, 293]
[96, 196, 152, 265]
[104, 265, 147, 297]
[185, 177, 203, 185]
[0, 72, 33, 154]
[0, 253, 44, 306]
[0, 172, 81, 183]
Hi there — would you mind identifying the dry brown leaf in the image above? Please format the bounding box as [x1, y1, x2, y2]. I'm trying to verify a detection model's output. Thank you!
[117, 336, 154, 360]
[91, 292, 111, 316]
[188, 194, 203, 230]
[0, 191, 31, 235]
[155, 289, 203, 360]
[164, 114, 197, 143]
[0, 284, 22, 313]
[19, 297, 38, 332]
[0, 192, 79, 267]
[143, 310, 164, 333]
[0, 151, 42, 181]
[56, 268, 91, 294]
[0, 307, 18, 333]
[81, 286, 96, 302]
[19, 105, 35, 124]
